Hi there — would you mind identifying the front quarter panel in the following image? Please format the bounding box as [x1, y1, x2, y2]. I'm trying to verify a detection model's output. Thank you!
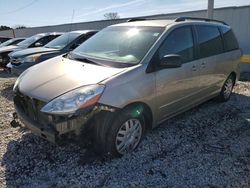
[99, 64, 156, 125]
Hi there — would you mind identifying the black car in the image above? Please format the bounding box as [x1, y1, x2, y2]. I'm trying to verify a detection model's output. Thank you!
[0, 32, 62, 68]
[0, 36, 12, 44]
[8, 30, 98, 75]
[0, 38, 25, 47]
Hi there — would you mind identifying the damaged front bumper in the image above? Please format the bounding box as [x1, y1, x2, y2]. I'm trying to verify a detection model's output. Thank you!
[13, 107, 57, 143]
[12, 104, 116, 144]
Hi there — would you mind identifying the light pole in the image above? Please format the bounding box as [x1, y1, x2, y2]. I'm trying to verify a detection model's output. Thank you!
[207, 0, 214, 19]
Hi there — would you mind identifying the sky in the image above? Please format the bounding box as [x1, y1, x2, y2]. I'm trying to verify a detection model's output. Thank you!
[0, 0, 250, 27]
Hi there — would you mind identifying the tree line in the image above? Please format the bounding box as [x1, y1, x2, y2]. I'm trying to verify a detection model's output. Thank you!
[0, 25, 26, 31]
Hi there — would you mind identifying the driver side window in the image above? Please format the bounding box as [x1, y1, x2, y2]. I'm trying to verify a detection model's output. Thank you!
[159, 26, 194, 63]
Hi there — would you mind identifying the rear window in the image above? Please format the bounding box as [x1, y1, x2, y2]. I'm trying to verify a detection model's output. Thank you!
[220, 26, 239, 52]
[196, 25, 223, 58]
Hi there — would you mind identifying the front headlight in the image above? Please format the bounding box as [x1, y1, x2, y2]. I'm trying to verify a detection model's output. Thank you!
[41, 84, 105, 115]
[22, 54, 41, 63]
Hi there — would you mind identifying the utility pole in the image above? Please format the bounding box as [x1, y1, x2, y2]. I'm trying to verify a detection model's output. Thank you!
[207, 0, 214, 19]
[12, 29, 16, 38]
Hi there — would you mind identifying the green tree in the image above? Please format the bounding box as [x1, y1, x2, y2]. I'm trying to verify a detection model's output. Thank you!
[0, 25, 12, 31]
[104, 12, 120, 20]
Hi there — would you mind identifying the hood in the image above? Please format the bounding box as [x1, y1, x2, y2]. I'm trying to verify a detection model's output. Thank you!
[11, 47, 58, 58]
[0, 45, 20, 53]
[18, 56, 127, 102]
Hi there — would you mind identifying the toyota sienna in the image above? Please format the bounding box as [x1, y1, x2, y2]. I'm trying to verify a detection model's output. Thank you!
[12, 17, 241, 157]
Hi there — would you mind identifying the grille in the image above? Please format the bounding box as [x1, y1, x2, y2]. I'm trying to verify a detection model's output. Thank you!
[14, 89, 48, 125]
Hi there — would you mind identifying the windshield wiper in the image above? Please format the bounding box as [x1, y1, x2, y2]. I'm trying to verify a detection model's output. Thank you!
[73, 57, 101, 65]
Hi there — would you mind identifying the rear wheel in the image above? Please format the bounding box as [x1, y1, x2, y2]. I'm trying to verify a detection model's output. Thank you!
[217, 74, 235, 102]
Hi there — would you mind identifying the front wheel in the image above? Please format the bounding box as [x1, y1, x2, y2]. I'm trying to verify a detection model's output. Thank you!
[94, 109, 145, 157]
[217, 74, 235, 102]
[114, 118, 143, 155]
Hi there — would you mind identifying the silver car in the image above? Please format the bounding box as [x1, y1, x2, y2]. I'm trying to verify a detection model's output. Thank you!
[12, 17, 241, 157]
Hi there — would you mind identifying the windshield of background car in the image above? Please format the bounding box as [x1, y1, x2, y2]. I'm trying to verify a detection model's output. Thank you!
[45, 32, 82, 49]
[72, 26, 164, 65]
[0, 39, 16, 47]
[17, 35, 43, 47]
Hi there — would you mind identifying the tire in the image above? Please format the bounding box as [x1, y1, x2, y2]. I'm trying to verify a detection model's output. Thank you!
[217, 74, 235, 102]
[93, 108, 145, 157]
[0, 55, 10, 68]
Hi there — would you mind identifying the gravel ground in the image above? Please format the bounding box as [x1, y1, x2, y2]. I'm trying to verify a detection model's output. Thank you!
[0, 70, 250, 188]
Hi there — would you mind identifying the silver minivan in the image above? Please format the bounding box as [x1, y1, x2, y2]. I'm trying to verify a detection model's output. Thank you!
[12, 17, 241, 157]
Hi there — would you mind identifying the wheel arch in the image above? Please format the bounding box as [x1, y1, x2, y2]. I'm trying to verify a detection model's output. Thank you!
[121, 101, 153, 130]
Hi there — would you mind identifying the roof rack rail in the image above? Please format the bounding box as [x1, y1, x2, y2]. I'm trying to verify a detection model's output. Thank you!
[175, 17, 228, 25]
[127, 18, 147, 22]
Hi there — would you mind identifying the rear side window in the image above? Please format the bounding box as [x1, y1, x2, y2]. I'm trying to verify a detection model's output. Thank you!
[76, 33, 96, 45]
[49, 35, 60, 41]
[36, 36, 50, 45]
[76, 35, 88, 45]
[159, 26, 194, 63]
[30, 36, 49, 47]
[30, 35, 59, 47]
[196, 25, 223, 58]
[220, 26, 239, 52]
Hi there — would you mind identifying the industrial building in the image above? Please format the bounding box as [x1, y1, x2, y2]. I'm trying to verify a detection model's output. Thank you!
[0, 5, 249, 71]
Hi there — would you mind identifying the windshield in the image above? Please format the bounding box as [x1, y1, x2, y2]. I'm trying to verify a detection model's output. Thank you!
[0, 38, 16, 47]
[45, 32, 81, 49]
[17, 34, 43, 47]
[72, 26, 163, 65]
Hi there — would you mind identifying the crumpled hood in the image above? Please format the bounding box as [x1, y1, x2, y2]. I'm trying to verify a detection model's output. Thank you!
[11, 47, 58, 58]
[18, 56, 127, 102]
[0, 45, 20, 53]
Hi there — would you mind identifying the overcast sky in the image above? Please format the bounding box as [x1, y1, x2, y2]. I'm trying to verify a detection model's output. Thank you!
[0, 0, 249, 27]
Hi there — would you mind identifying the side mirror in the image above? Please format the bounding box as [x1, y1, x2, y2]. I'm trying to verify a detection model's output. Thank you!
[160, 54, 182, 68]
[34, 42, 42, 47]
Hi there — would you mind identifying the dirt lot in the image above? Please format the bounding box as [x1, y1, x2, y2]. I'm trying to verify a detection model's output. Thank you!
[0, 70, 250, 188]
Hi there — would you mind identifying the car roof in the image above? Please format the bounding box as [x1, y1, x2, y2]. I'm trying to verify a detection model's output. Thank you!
[35, 32, 64, 36]
[112, 17, 228, 28]
[113, 19, 175, 27]
[69, 30, 98, 34]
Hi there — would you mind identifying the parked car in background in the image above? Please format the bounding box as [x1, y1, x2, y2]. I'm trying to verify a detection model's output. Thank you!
[0, 36, 12, 44]
[0, 32, 62, 68]
[0, 38, 25, 47]
[12, 17, 241, 157]
[8, 30, 98, 75]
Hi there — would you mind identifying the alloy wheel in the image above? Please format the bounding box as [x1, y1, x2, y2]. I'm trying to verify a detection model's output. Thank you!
[224, 78, 233, 99]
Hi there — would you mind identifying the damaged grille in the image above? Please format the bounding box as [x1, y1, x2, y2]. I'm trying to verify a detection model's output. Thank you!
[14, 89, 49, 125]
